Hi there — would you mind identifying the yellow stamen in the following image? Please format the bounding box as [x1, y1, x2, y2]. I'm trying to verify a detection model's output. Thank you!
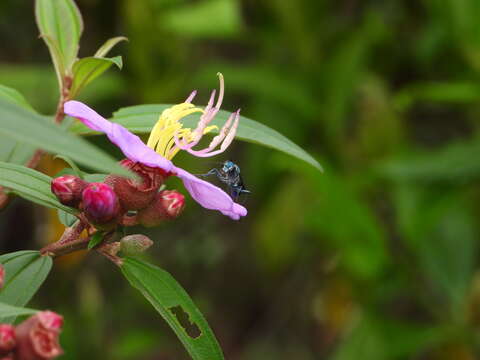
[146, 103, 218, 160]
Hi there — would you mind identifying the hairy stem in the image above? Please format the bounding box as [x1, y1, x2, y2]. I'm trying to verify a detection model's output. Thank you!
[40, 221, 87, 257]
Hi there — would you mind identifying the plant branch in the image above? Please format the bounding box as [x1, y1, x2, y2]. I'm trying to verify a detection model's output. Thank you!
[40, 221, 87, 257]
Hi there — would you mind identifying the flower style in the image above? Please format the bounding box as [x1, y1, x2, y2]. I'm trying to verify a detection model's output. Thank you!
[64, 74, 247, 220]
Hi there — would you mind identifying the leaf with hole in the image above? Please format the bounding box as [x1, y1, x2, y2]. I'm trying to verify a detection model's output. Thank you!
[0, 251, 52, 323]
[121, 257, 224, 360]
[70, 104, 322, 171]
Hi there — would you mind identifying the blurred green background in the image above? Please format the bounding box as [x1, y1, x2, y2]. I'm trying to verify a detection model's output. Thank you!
[2, 0, 480, 359]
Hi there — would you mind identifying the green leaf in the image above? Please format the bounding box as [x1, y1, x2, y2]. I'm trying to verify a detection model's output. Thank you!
[0, 85, 36, 164]
[0, 251, 52, 323]
[0, 302, 38, 318]
[121, 257, 224, 360]
[0, 161, 76, 213]
[382, 139, 480, 183]
[57, 209, 77, 227]
[70, 56, 123, 98]
[0, 84, 35, 112]
[35, 0, 83, 71]
[53, 154, 83, 178]
[0, 99, 132, 177]
[88, 232, 104, 250]
[94, 36, 128, 58]
[71, 104, 322, 171]
[162, 0, 241, 39]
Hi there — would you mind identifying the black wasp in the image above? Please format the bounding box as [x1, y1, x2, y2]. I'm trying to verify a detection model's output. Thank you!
[201, 160, 250, 201]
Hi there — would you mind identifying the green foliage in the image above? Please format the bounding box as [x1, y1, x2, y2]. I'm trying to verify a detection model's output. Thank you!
[0, 251, 52, 323]
[121, 257, 224, 360]
[70, 56, 123, 98]
[0, 302, 38, 318]
[35, 0, 83, 88]
[4, 0, 480, 358]
[0, 161, 76, 213]
[0, 99, 131, 177]
[94, 36, 128, 58]
[162, 0, 241, 39]
[0, 85, 36, 165]
[70, 104, 322, 171]
[88, 232, 104, 250]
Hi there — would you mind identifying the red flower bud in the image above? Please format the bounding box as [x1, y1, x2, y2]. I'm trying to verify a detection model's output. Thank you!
[51, 175, 88, 208]
[82, 183, 121, 229]
[0, 324, 16, 356]
[15, 311, 63, 360]
[137, 190, 185, 227]
[0, 265, 4, 290]
[105, 159, 167, 210]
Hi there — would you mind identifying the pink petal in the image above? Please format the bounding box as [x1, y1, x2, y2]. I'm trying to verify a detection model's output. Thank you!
[173, 167, 247, 220]
[64, 100, 248, 220]
[64, 101, 174, 172]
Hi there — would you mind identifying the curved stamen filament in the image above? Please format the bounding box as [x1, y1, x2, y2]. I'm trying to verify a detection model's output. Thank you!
[146, 73, 238, 160]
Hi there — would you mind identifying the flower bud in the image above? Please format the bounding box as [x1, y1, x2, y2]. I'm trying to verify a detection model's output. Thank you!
[0, 265, 4, 290]
[51, 175, 88, 208]
[137, 190, 185, 227]
[0, 324, 16, 356]
[15, 311, 63, 360]
[120, 234, 154, 255]
[105, 159, 167, 210]
[37, 312, 63, 333]
[82, 183, 121, 229]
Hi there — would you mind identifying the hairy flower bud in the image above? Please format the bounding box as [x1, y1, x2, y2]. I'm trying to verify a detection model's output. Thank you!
[0, 265, 4, 290]
[0, 324, 16, 356]
[137, 190, 185, 227]
[82, 183, 121, 229]
[120, 234, 154, 255]
[51, 175, 88, 208]
[15, 311, 63, 360]
[105, 159, 167, 210]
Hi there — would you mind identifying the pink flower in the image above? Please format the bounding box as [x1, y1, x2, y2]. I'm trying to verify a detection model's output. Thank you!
[0, 324, 16, 356]
[15, 311, 63, 360]
[64, 75, 247, 220]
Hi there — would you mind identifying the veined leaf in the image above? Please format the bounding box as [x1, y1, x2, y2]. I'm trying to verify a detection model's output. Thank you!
[70, 56, 123, 98]
[70, 104, 323, 171]
[0, 85, 36, 164]
[94, 36, 128, 58]
[121, 257, 224, 360]
[0, 303, 38, 318]
[57, 209, 77, 227]
[0, 251, 52, 323]
[35, 0, 83, 71]
[0, 162, 76, 213]
[0, 99, 132, 177]
[0, 85, 35, 112]
[88, 232, 104, 250]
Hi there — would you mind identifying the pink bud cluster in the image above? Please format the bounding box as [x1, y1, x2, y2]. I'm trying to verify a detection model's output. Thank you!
[0, 311, 63, 360]
[51, 159, 186, 229]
